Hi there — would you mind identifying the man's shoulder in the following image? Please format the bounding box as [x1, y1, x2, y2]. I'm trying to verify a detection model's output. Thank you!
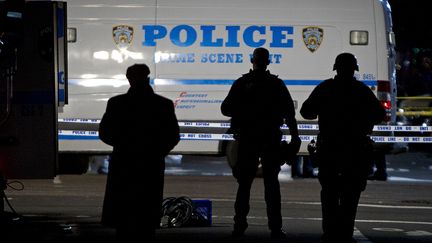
[354, 80, 371, 90]
[240, 71, 253, 80]
[321, 78, 334, 84]
[241, 70, 282, 82]
[154, 94, 174, 105]
[315, 78, 334, 88]
[108, 93, 127, 103]
[269, 73, 284, 85]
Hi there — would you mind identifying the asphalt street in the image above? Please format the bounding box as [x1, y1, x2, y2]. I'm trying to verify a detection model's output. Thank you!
[1, 151, 431, 242]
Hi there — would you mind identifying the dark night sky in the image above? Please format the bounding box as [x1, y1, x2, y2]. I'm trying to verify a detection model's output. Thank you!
[388, 0, 430, 50]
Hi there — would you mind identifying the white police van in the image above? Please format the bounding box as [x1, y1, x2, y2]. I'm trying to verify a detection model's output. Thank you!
[58, 0, 396, 167]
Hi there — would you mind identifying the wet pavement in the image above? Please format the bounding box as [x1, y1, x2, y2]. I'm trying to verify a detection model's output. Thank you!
[0, 150, 431, 242]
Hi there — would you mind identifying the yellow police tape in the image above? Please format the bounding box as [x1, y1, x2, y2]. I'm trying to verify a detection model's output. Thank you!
[397, 111, 432, 116]
[397, 96, 432, 100]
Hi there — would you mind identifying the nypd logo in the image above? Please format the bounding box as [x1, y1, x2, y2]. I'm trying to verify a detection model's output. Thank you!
[302, 26, 323, 53]
[113, 25, 134, 49]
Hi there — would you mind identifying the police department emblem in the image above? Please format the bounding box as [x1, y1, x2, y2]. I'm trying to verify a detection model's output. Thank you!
[113, 25, 134, 49]
[302, 27, 323, 53]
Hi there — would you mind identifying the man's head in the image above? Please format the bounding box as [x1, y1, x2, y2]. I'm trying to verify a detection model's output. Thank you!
[126, 64, 150, 87]
[251, 47, 270, 70]
[333, 53, 359, 77]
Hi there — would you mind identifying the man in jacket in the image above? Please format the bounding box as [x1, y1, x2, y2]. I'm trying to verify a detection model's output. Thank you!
[221, 47, 301, 239]
[300, 53, 386, 243]
[99, 64, 180, 242]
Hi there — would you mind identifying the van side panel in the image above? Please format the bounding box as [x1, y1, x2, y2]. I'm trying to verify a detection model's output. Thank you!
[59, 0, 393, 154]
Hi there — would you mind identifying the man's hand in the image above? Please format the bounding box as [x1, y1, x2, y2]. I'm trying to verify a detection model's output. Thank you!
[280, 136, 302, 166]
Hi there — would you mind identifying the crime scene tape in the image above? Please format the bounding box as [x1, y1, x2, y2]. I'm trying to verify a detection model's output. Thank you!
[58, 130, 432, 143]
[58, 119, 432, 132]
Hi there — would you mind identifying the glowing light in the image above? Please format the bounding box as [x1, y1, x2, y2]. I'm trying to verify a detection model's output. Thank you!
[110, 49, 144, 63]
[111, 50, 124, 63]
[112, 74, 127, 79]
[80, 74, 98, 79]
[77, 79, 129, 88]
[93, 51, 109, 60]
[121, 49, 144, 60]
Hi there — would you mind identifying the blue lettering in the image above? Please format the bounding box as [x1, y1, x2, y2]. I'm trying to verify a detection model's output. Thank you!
[209, 54, 217, 63]
[379, 126, 390, 131]
[235, 53, 243, 63]
[142, 24, 296, 48]
[201, 54, 208, 63]
[200, 26, 223, 47]
[226, 54, 234, 63]
[249, 53, 281, 64]
[198, 134, 211, 138]
[222, 134, 233, 139]
[225, 26, 240, 47]
[170, 25, 197, 47]
[159, 53, 195, 63]
[201, 53, 243, 63]
[270, 26, 293, 48]
[217, 53, 226, 63]
[142, 25, 167, 46]
[243, 26, 266, 47]
[273, 54, 282, 63]
[196, 122, 210, 126]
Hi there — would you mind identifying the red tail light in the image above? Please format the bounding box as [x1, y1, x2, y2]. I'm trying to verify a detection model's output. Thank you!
[380, 100, 391, 109]
[377, 80, 391, 109]
[377, 80, 392, 123]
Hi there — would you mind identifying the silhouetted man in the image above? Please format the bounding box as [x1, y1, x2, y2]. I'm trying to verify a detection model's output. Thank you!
[99, 64, 180, 242]
[221, 47, 300, 239]
[300, 53, 385, 243]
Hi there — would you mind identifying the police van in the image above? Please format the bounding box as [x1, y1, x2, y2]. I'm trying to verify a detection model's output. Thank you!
[58, 0, 396, 167]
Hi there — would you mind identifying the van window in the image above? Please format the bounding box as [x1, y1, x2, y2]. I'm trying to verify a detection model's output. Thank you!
[67, 27, 77, 43]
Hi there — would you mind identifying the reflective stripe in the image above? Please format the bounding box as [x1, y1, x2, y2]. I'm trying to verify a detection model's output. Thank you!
[58, 119, 432, 132]
[58, 130, 432, 143]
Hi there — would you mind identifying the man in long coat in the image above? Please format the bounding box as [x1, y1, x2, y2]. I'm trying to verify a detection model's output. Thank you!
[99, 64, 180, 242]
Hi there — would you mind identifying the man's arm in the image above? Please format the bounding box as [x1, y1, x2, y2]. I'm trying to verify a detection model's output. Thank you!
[161, 101, 180, 155]
[221, 79, 241, 117]
[99, 99, 116, 146]
[279, 81, 300, 143]
[300, 88, 320, 120]
[367, 89, 386, 125]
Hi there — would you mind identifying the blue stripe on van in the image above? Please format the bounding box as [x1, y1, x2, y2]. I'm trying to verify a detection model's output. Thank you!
[151, 79, 377, 86]
[67, 78, 376, 87]
[59, 135, 99, 140]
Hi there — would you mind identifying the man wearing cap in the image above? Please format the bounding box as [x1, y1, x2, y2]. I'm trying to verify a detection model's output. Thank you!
[99, 64, 180, 242]
[300, 53, 385, 243]
[221, 47, 301, 239]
